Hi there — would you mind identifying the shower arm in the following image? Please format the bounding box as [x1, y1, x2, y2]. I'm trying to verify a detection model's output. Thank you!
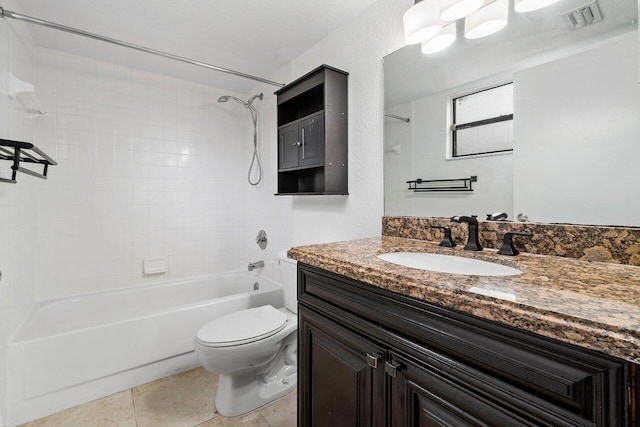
[0, 7, 286, 88]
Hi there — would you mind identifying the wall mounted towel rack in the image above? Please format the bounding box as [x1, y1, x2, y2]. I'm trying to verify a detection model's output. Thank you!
[407, 176, 477, 192]
[0, 139, 57, 183]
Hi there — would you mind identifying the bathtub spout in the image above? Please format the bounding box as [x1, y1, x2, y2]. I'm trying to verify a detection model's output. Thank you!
[248, 260, 265, 271]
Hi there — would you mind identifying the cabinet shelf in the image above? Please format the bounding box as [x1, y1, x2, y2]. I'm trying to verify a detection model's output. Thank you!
[275, 65, 348, 196]
[277, 110, 325, 130]
[277, 163, 325, 173]
[275, 191, 349, 196]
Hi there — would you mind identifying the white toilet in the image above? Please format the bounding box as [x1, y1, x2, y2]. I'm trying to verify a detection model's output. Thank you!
[195, 251, 298, 417]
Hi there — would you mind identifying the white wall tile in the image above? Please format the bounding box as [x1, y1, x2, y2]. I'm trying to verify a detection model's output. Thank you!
[29, 47, 249, 302]
[0, 1, 37, 418]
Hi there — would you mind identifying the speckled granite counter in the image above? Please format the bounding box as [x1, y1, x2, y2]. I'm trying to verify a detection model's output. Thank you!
[288, 236, 640, 364]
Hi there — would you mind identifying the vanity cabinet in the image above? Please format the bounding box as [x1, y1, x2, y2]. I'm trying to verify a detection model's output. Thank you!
[298, 264, 635, 426]
[275, 65, 348, 195]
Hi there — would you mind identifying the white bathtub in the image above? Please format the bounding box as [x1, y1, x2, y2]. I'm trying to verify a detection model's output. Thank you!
[6, 272, 284, 426]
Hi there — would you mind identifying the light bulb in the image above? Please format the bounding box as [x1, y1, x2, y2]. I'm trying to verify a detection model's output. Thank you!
[465, 0, 509, 39]
[421, 23, 457, 54]
[404, 0, 444, 45]
[440, 0, 484, 21]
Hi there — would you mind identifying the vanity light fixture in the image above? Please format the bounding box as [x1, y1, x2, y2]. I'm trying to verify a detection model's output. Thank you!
[403, 0, 445, 45]
[421, 22, 457, 54]
[404, 0, 513, 53]
[440, 0, 484, 21]
[465, 0, 509, 39]
[514, 0, 561, 13]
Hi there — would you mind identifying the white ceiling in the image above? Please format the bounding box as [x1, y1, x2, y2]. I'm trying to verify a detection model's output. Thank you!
[385, 0, 638, 107]
[12, 0, 379, 93]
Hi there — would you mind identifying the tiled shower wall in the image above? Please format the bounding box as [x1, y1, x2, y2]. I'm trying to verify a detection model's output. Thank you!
[0, 2, 37, 420]
[30, 48, 250, 299]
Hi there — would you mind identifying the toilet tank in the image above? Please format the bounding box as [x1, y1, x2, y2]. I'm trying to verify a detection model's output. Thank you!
[277, 250, 298, 314]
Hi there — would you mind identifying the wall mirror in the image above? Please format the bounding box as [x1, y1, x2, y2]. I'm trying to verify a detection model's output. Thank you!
[384, 0, 639, 226]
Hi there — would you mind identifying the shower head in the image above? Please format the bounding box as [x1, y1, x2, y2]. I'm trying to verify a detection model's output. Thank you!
[247, 93, 264, 106]
[217, 92, 264, 186]
[217, 94, 263, 109]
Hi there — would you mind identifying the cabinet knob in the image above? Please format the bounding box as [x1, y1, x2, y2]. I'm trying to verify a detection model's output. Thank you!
[293, 141, 301, 147]
[366, 353, 381, 369]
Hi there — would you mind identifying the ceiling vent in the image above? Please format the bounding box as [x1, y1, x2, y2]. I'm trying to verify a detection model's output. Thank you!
[564, 1, 603, 30]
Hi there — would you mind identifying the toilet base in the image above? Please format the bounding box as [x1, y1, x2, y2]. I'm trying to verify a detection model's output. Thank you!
[214, 363, 297, 417]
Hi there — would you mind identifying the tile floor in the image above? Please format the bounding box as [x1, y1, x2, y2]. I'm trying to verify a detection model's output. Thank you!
[20, 368, 297, 427]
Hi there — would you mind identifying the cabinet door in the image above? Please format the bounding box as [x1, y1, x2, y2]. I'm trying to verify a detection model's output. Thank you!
[279, 123, 300, 170]
[298, 113, 325, 167]
[298, 306, 386, 427]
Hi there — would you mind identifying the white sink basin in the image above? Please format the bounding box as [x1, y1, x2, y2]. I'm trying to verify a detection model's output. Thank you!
[377, 252, 523, 276]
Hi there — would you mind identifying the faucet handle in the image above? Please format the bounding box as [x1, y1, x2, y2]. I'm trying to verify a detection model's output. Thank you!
[431, 226, 456, 247]
[498, 232, 533, 256]
[486, 212, 507, 221]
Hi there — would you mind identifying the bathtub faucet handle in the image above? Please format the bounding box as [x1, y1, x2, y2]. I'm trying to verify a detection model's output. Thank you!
[248, 260, 265, 271]
[256, 230, 267, 250]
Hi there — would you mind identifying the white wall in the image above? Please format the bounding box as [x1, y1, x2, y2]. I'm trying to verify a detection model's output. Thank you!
[0, 1, 37, 420]
[30, 48, 249, 300]
[383, 103, 413, 216]
[513, 31, 640, 225]
[243, 0, 411, 268]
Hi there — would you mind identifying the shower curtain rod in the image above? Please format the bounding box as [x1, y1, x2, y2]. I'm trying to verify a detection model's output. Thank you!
[0, 7, 286, 88]
[384, 112, 410, 123]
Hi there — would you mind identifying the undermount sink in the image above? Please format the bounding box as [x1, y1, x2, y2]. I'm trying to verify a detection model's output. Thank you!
[377, 252, 523, 276]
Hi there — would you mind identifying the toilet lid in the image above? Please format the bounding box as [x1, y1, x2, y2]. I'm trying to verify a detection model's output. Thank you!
[196, 305, 287, 347]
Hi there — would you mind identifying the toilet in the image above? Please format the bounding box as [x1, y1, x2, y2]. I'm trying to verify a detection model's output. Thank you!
[195, 251, 298, 417]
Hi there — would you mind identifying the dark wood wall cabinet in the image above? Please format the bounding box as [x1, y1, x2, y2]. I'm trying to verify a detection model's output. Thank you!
[275, 65, 348, 195]
[297, 264, 637, 426]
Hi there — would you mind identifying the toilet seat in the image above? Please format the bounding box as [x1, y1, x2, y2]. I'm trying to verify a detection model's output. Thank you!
[196, 305, 288, 348]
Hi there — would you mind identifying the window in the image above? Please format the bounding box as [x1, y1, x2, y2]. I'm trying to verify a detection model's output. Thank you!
[451, 83, 513, 157]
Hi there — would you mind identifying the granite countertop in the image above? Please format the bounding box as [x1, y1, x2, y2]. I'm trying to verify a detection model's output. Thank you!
[288, 236, 640, 364]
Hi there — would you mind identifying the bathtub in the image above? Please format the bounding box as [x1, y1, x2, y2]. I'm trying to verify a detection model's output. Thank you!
[6, 272, 284, 426]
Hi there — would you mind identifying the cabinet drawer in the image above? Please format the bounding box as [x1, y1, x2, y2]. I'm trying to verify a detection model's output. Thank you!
[388, 349, 603, 426]
[298, 264, 629, 425]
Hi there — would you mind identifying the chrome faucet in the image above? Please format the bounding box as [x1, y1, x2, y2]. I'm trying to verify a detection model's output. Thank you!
[451, 216, 483, 251]
[248, 260, 265, 271]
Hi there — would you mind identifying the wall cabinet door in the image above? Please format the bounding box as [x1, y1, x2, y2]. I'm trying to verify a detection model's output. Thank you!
[298, 114, 325, 167]
[278, 123, 300, 170]
[298, 306, 386, 427]
[278, 113, 325, 170]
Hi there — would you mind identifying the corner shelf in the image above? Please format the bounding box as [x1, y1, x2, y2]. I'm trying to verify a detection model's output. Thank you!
[0, 138, 57, 183]
[275, 65, 348, 196]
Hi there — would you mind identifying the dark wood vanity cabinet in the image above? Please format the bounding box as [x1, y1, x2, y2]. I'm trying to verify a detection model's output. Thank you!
[275, 65, 347, 195]
[297, 264, 635, 426]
